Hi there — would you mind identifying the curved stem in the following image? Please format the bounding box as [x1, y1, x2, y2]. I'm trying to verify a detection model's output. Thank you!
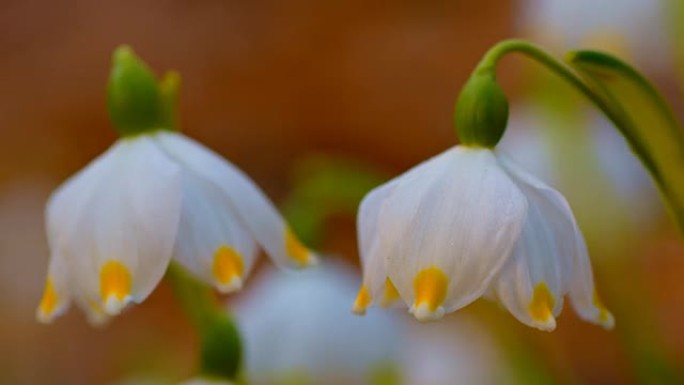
[475, 39, 623, 134]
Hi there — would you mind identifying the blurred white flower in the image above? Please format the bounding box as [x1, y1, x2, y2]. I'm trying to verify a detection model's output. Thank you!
[177, 377, 233, 385]
[234, 261, 402, 385]
[498, 104, 661, 241]
[403, 315, 508, 385]
[520, 0, 670, 69]
[37, 131, 315, 324]
[354, 145, 613, 331]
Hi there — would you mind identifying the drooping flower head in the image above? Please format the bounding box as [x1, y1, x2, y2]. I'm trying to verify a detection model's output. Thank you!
[37, 46, 315, 324]
[353, 68, 614, 331]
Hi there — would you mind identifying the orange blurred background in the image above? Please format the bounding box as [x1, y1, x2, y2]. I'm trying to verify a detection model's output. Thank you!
[1, 0, 683, 384]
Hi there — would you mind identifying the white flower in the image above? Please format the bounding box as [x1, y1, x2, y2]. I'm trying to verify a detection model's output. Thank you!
[353, 145, 614, 331]
[233, 261, 402, 385]
[37, 131, 315, 324]
[520, 0, 669, 69]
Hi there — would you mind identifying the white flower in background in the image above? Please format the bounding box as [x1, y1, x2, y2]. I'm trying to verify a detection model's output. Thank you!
[520, 0, 670, 69]
[499, 105, 660, 227]
[37, 131, 315, 324]
[403, 315, 509, 385]
[354, 145, 614, 331]
[177, 378, 234, 385]
[234, 262, 402, 385]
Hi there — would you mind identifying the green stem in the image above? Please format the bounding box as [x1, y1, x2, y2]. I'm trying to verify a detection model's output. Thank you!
[166, 262, 243, 382]
[474, 39, 623, 135]
[166, 262, 218, 328]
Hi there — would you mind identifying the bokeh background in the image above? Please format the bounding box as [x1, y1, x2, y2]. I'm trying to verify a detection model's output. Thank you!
[1, 0, 683, 384]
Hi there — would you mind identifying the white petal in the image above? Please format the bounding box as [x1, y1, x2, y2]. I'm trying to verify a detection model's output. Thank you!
[154, 132, 315, 269]
[569, 234, 615, 329]
[353, 178, 400, 313]
[493, 155, 579, 331]
[381, 146, 528, 320]
[173, 171, 258, 293]
[47, 137, 182, 316]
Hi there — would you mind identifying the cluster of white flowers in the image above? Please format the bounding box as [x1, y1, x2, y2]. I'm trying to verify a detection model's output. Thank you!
[37, 45, 615, 339]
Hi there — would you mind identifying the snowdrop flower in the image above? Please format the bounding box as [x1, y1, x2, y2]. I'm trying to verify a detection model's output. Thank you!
[234, 262, 402, 385]
[37, 47, 315, 324]
[353, 72, 614, 331]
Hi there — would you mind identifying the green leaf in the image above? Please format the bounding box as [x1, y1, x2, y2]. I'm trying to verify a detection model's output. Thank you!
[281, 155, 387, 246]
[566, 50, 684, 232]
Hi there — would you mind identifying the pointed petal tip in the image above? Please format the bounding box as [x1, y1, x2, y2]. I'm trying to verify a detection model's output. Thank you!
[598, 310, 615, 330]
[531, 316, 557, 332]
[351, 304, 367, 316]
[103, 295, 132, 316]
[289, 250, 319, 269]
[215, 276, 244, 294]
[36, 278, 67, 324]
[352, 284, 371, 315]
[35, 307, 59, 324]
[410, 303, 445, 322]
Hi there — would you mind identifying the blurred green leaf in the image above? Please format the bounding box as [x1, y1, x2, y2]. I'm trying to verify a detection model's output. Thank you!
[281, 155, 387, 246]
[566, 50, 684, 232]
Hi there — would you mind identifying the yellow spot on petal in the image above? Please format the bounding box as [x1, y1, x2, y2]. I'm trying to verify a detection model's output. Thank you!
[99, 261, 131, 303]
[380, 278, 401, 307]
[212, 244, 244, 285]
[38, 277, 58, 317]
[592, 289, 611, 323]
[413, 267, 448, 312]
[285, 227, 312, 266]
[529, 282, 555, 322]
[352, 284, 372, 314]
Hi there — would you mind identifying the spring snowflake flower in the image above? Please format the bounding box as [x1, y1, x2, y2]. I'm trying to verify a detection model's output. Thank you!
[353, 146, 614, 331]
[36, 47, 315, 324]
[234, 262, 402, 385]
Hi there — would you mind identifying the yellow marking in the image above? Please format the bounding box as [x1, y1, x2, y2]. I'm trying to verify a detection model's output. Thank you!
[529, 282, 555, 322]
[99, 261, 132, 302]
[39, 277, 58, 316]
[353, 284, 372, 313]
[380, 278, 401, 307]
[592, 289, 610, 323]
[413, 267, 448, 311]
[285, 227, 311, 265]
[212, 244, 244, 284]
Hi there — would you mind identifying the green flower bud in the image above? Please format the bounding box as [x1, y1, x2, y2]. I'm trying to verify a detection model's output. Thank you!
[107, 45, 167, 137]
[454, 71, 509, 148]
[199, 314, 243, 381]
[159, 70, 181, 131]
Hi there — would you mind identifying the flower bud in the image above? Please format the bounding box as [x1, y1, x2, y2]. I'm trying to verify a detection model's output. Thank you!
[454, 71, 509, 148]
[107, 45, 165, 137]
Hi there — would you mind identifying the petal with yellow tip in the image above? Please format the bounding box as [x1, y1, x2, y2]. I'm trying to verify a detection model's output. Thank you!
[352, 284, 372, 315]
[100, 260, 132, 315]
[381, 147, 527, 314]
[154, 132, 316, 270]
[212, 244, 245, 293]
[36, 254, 71, 323]
[170, 169, 257, 291]
[45, 136, 182, 319]
[410, 267, 448, 322]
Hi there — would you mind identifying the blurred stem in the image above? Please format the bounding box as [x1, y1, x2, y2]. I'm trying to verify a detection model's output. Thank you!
[475, 40, 625, 144]
[166, 262, 217, 328]
[166, 262, 243, 383]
